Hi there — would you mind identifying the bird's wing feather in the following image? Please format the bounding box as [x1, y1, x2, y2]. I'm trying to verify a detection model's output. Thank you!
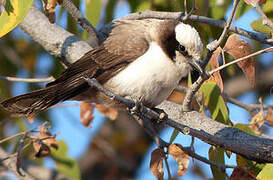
[47, 20, 150, 87]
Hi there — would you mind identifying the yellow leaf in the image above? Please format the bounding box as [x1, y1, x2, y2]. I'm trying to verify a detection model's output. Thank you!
[0, 0, 34, 38]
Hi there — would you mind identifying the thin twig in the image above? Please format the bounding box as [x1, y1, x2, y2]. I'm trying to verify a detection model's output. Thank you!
[0, 76, 55, 83]
[183, 0, 196, 21]
[252, 2, 273, 29]
[50, 103, 80, 109]
[61, 0, 101, 45]
[0, 132, 28, 144]
[181, 147, 236, 170]
[209, 46, 273, 75]
[182, 0, 240, 111]
[226, 95, 273, 113]
[164, 157, 171, 180]
[203, 0, 240, 67]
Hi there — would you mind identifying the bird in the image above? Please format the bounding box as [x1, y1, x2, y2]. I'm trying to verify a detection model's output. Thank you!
[0, 18, 203, 117]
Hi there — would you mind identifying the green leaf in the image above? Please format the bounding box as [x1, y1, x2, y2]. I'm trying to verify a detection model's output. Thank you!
[0, 0, 34, 38]
[262, 1, 273, 14]
[169, 129, 179, 144]
[208, 0, 232, 20]
[235, 0, 252, 20]
[135, 1, 151, 12]
[251, 18, 272, 37]
[105, 0, 117, 23]
[236, 154, 264, 176]
[257, 163, 273, 180]
[209, 146, 225, 180]
[199, 81, 231, 125]
[234, 123, 256, 136]
[85, 0, 101, 27]
[51, 140, 81, 180]
[67, 0, 79, 35]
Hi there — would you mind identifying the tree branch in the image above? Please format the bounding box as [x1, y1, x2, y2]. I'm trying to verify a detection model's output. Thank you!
[61, 0, 101, 45]
[83, 77, 273, 163]
[19, 6, 93, 64]
[119, 11, 272, 45]
[252, 2, 273, 30]
[0, 76, 55, 83]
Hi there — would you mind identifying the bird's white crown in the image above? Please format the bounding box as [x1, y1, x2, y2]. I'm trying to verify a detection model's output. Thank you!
[175, 23, 203, 58]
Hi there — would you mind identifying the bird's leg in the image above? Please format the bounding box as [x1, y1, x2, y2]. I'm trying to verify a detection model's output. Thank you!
[127, 97, 144, 115]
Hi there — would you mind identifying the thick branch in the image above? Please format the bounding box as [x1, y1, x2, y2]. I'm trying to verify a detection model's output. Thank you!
[84, 78, 273, 163]
[19, 6, 92, 64]
[158, 101, 273, 163]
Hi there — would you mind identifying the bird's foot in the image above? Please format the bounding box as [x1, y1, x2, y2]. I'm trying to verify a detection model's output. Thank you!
[128, 99, 144, 115]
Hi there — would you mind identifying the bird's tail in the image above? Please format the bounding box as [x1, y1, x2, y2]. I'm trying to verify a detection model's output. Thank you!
[0, 83, 88, 117]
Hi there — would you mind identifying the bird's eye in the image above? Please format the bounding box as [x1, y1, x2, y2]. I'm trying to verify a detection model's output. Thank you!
[177, 44, 188, 56]
[178, 44, 186, 52]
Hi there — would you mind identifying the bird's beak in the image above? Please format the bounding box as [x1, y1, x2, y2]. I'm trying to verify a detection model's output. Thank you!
[188, 60, 204, 75]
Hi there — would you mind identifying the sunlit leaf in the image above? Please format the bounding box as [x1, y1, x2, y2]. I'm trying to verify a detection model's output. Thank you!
[208, 0, 232, 20]
[135, 1, 151, 12]
[85, 0, 101, 27]
[199, 81, 231, 125]
[257, 163, 273, 180]
[0, 0, 34, 38]
[209, 146, 225, 180]
[236, 0, 252, 19]
[251, 18, 273, 37]
[234, 123, 256, 136]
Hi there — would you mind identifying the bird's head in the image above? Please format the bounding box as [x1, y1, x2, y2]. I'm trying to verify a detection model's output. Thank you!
[174, 22, 203, 74]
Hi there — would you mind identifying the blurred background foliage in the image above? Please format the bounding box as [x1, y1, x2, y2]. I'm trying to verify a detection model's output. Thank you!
[0, 0, 273, 179]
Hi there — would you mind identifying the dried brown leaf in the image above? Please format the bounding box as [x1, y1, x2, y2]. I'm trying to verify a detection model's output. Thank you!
[224, 34, 255, 87]
[208, 47, 223, 92]
[168, 144, 190, 176]
[95, 104, 118, 120]
[230, 167, 255, 180]
[26, 114, 35, 123]
[266, 108, 273, 126]
[80, 102, 95, 127]
[244, 0, 266, 5]
[249, 98, 265, 132]
[150, 148, 165, 180]
[31, 133, 58, 158]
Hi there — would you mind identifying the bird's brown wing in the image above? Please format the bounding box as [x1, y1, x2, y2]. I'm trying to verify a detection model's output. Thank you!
[47, 20, 150, 87]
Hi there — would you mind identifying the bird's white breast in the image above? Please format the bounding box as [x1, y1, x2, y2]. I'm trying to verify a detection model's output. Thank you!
[105, 42, 189, 107]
